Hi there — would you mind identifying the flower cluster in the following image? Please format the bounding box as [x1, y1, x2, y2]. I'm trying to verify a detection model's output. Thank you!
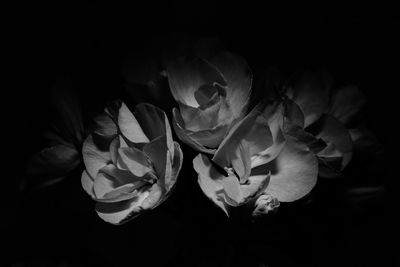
[32, 51, 371, 224]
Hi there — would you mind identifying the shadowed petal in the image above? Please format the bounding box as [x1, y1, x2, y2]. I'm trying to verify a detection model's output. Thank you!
[118, 147, 154, 177]
[286, 72, 330, 127]
[94, 113, 118, 138]
[310, 114, 353, 169]
[165, 142, 183, 193]
[213, 100, 274, 182]
[167, 57, 226, 107]
[28, 144, 80, 176]
[81, 170, 95, 198]
[264, 138, 318, 202]
[95, 190, 150, 225]
[211, 52, 252, 119]
[82, 135, 111, 179]
[118, 102, 149, 143]
[193, 154, 229, 216]
[172, 108, 216, 154]
[329, 85, 366, 125]
[134, 103, 167, 140]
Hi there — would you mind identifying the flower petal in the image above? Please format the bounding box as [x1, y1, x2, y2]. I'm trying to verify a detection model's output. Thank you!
[172, 108, 216, 154]
[94, 112, 118, 138]
[264, 138, 318, 202]
[286, 71, 330, 127]
[213, 100, 275, 182]
[329, 85, 366, 125]
[165, 142, 183, 193]
[143, 135, 168, 183]
[140, 183, 163, 210]
[178, 98, 223, 132]
[118, 147, 154, 177]
[118, 102, 149, 143]
[95, 190, 150, 225]
[134, 103, 170, 142]
[81, 170, 95, 198]
[82, 134, 111, 179]
[309, 114, 353, 169]
[211, 52, 252, 119]
[193, 154, 230, 216]
[167, 57, 226, 107]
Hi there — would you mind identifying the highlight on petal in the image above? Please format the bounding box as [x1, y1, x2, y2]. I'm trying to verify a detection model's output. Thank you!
[81, 170, 95, 198]
[95, 190, 150, 225]
[264, 138, 318, 202]
[329, 85, 366, 125]
[193, 154, 229, 216]
[286, 71, 330, 127]
[118, 147, 154, 178]
[172, 108, 217, 154]
[134, 103, 168, 141]
[211, 52, 252, 119]
[167, 57, 226, 107]
[252, 194, 280, 217]
[82, 134, 111, 179]
[141, 184, 163, 210]
[164, 142, 183, 193]
[118, 102, 149, 143]
[212, 100, 275, 182]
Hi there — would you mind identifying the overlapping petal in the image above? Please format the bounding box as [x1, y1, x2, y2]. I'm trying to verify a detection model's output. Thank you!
[81, 101, 183, 224]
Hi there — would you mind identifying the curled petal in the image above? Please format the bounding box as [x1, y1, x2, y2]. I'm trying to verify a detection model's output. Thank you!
[118, 102, 149, 143]
[93, 112, 118, 138]
[81, 170, 95, 198]
[309, 114, 353, 169]
[82, 135, 111, 179]
[164, 142, 183, 193]
[252, 194, 280, 217]
[193, 154, 230, 216]
[167, 57, 226, 107]
[118, 147, 154, 178]
[178, 98, 223, 132]
[95, 190, 150, 225]
[211, 52, 252, 119]
[172, 108, 217, 154]
[141, 184, 163, 210]
[264, 138, 318, 202]
[213, 100, 275, 182]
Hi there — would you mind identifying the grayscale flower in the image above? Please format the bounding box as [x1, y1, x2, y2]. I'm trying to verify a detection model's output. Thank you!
[81, 101, 183, 224]
[193, 100, 318, 216]
[167, 52, 252, 154]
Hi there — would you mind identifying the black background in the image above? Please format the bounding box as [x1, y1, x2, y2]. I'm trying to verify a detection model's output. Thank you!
[3, 1, 399, 266]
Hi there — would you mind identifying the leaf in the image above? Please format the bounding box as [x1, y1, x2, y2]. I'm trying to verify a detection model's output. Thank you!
[28, 144, 80, 176]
